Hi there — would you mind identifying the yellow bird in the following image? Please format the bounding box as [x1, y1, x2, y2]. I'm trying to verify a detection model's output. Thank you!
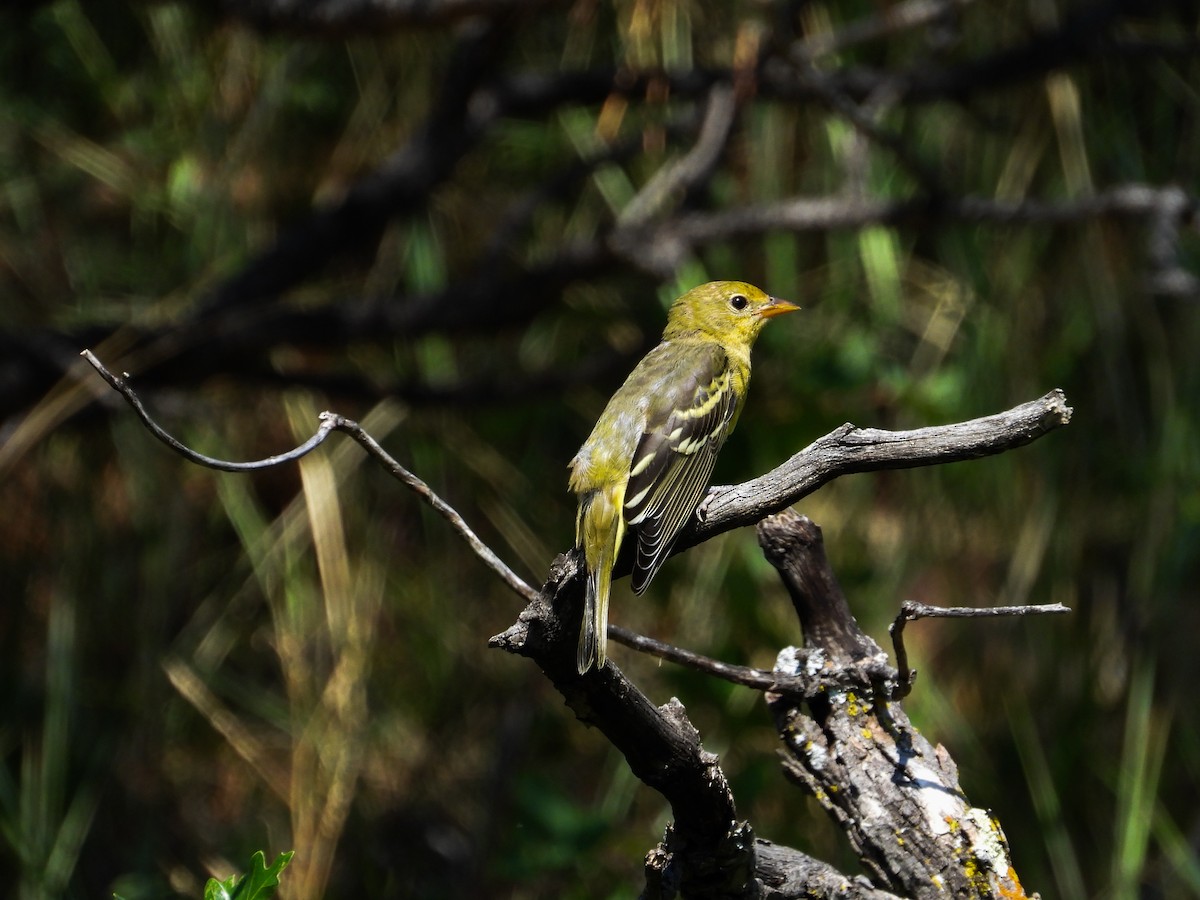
[569, 281, 799, 673]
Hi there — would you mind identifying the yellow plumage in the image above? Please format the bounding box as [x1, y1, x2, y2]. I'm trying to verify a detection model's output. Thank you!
[569, 281, 799, 673]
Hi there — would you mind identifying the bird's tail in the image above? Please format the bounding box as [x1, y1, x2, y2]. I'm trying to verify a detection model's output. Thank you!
[577, 489, 624, 674]
[578, 559, 611, 674]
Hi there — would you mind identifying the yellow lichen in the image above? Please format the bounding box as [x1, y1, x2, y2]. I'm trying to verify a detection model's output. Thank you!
[997, 866, 1029, 899]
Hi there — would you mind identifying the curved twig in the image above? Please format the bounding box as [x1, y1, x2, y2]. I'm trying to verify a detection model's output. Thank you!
[889, 598, 1071, 692]
[81, 349, 540, 605]
[81, 350, 338, 471]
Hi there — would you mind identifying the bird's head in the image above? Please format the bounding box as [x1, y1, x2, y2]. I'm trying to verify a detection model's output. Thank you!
[663, 281, 800, 348]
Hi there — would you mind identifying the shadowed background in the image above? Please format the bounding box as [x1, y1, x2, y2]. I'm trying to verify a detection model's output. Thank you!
[1, 1, 1198, 897]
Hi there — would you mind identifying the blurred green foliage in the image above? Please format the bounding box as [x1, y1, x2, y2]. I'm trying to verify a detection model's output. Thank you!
[1, 1, 1198, 898]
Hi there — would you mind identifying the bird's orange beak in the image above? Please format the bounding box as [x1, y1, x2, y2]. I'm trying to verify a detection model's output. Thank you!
[758, 297, 801, 318]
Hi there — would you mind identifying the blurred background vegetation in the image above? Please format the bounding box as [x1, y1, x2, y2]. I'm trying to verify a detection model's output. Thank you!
[1, 0, 1198, 897]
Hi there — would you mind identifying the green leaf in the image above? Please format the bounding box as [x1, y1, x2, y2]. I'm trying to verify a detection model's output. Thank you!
[203, 873, 235, 900]
[202, 851, 294, 900]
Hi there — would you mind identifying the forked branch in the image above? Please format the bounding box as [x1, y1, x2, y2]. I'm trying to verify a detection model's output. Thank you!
[759, 511, 1037, 898]
[84, 346, 1069, 897]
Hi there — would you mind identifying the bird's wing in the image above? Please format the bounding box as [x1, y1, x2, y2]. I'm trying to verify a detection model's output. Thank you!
[624, 343, 740, 594]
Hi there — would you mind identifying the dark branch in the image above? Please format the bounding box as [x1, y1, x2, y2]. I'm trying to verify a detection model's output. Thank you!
[193, 17, 512, 322]
[760, 510, 1032, 897]
[608, 625, 897, 701]
[80, 350, 338, 472]
[772, 0, 1133, 104]
[220, 0, 562, 30]
[491, 556, 893, 898]
[792, 0, 970, 62]
[606, 624, 776, 688]
[489, 561, 759, 899]
[7, 176, 1189, 421]
[492, 386, 1073, 893]
[81, 349, 540, 604]
[757, 511, 883, 666]
[646, 184, 1199, 253]
[753, 839, 905, 900]
[889, 598, 1071, 693]
[668, 389, 1073, 562]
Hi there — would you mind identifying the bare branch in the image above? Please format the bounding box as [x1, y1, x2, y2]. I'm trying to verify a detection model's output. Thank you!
[327, 415, 540, 604]
[490, 562, 756, 897]
[648, 184, 1200, 250]
[81, 349, 338, 471]
[220, 0, 561, 29]
[495, 388, 1074, 894]
[609, 625, 898, 701]
[490, 559, 855, 898]
[889, 598, 1071, 693]
[606, 624, 775, 687]
[753, 840, 906, 900]
[760, 510, 1033, 898]
[670, 389, 1073, 557]
[82, 349, 540, 605]
[895, 599, 1073, 621]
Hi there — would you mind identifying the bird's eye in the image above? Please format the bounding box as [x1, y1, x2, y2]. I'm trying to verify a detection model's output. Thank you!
[729, 294, 748, 311]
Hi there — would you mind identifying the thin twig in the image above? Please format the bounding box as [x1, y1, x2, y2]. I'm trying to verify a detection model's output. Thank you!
[889, 598, 1071, 693]
[897, 599, 1072, 620]
[608, 624, 777, 688]
[81, 349, 541, 605]
[81, 349, 338, 470]
[324, 413, 540, 603]
[607, 625, 895, 699]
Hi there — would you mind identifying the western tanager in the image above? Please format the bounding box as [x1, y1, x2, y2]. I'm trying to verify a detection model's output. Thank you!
[569, 281, 799, 673]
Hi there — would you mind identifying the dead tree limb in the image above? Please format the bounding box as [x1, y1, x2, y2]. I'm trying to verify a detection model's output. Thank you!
[84, 347, 1067, 897]
[759, 510, 1034, 899]
[489, 553, 760, 900]
[650, 389, 1072, 568]
[493, 391, 1070, 897]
